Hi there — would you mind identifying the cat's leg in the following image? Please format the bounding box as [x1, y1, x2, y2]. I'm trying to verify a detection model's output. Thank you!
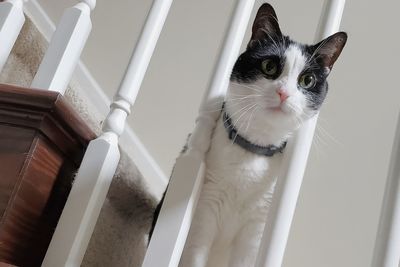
[228, 221, 264, 267]
[179, 198, 218, 267]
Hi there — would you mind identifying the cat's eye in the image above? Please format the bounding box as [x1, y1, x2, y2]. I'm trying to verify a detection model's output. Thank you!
[261, 59, 278, 77]
[298, 73, 316, 89]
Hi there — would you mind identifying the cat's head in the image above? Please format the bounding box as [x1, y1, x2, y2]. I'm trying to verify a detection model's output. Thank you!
[227, 3, 347, 146]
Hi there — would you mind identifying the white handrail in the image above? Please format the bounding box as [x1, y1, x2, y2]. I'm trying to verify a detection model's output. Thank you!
[42, 0, 173, 266]
[0, 0, 25, 72]
[371, 113, 400, 267]
[255, 1, 346, 266]
[142, 0, 255, 266]
[30, 0, 95, 94]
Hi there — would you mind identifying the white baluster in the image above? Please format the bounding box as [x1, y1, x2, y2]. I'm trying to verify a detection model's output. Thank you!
[30, 0, 95, 94]
[41, 0, 173, 266]
[371, 113, 400, 267]
[255, 1, 346, 266]
[0, 0, 25, 72]
[142, 1, 255, 266]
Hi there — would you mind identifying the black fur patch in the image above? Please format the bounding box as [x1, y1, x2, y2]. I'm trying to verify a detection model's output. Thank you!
[231, 35, 330, 111]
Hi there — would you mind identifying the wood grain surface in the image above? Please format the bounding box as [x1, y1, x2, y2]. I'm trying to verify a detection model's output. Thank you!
[0, 84, 96, 266]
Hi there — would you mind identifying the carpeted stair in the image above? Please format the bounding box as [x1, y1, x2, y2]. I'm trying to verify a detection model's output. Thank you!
[0, 16, 158, 267]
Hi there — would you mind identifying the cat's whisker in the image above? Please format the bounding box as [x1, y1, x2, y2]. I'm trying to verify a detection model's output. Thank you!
[311, 130, 329, 159]
[219, 95, 262, 112]
[207, 94, 259, 107]
[243, 87, 264, 94]
[231, 86, 264, 95]
[316, 121, 343, 147]
[285, 101, 303, 116]
[225, 97, 259, 105]
[231, 103, 257, 130]
[221, 102, 253, 113]
[244, 105, 259, 135]
[292, 114, 303, 128]
[228, 93, 263, 98]
[231, 103, 258, 145]
[236, 104, 258, 133]
[204, 99, 256, 113]
[227, 95, 263, 101]
[314, 128, 329, 148]
[284, 104, 305, 128]
[223, 102, 255, 125]
[230, 81, 264, 92]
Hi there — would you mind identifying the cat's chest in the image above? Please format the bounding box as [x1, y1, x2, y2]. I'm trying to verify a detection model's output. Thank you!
[204, 122, 283, 190]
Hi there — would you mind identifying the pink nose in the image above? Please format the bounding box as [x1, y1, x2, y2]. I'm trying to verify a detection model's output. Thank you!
[277, 88, 289, 102]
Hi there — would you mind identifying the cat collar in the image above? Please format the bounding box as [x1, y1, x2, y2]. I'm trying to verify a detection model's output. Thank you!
[222, 111, 287, 157]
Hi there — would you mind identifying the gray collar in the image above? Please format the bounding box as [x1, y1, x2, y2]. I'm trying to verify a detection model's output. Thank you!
[222, 111, 286, 157]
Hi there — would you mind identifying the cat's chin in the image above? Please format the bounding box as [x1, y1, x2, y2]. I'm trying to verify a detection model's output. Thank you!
[265, 110, 306, 135]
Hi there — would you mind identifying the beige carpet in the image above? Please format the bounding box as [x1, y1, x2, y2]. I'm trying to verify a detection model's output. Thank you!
[1, 17, 157, 267]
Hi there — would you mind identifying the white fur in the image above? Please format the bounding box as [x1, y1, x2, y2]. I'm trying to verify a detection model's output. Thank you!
[179, 45, 311, 267]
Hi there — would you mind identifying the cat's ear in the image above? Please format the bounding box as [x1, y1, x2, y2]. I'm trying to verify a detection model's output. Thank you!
[249, 3, 282, 48]
[312, 32, 347, 71]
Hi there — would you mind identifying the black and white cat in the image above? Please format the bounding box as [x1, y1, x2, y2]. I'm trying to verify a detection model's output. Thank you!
[156, 3, 346, 267]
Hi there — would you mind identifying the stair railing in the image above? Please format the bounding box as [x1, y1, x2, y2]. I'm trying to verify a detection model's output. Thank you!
[41, 0, 173, 266]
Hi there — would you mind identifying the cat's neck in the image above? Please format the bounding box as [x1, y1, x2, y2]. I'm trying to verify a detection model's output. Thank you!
[223, 100, 294, 148]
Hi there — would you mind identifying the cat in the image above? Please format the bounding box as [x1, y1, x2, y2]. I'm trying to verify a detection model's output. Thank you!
[151, 3, 347, 267]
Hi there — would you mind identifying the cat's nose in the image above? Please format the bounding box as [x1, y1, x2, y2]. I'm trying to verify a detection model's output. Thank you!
[276, 88, 289, 102]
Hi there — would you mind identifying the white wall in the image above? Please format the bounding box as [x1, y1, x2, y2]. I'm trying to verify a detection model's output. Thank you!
[37, 0, 400, 266]
[285, 1, 400, 266]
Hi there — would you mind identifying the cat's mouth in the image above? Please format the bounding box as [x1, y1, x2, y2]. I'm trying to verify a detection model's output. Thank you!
[268, 103, 288, 113]
[267, 102, 295, 115]
[269, 106, 284, 112]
